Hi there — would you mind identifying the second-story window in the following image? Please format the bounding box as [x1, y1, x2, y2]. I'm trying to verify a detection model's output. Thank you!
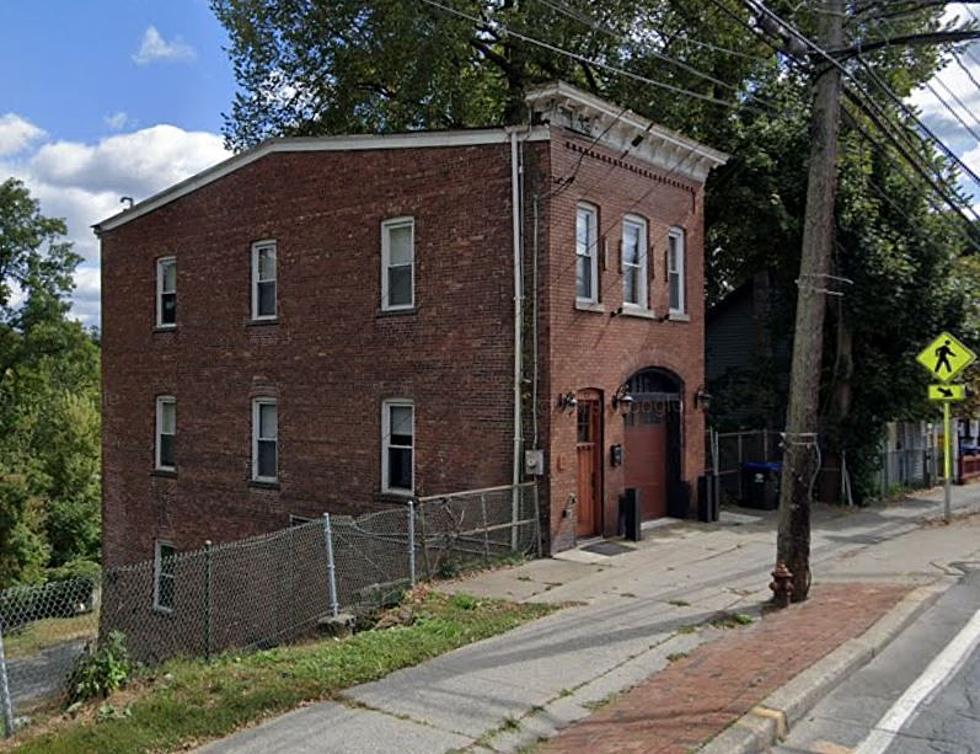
[156, 257, 176, 327]
[381, 217, 415, 311]
[251, 241, 277, 320]
[252, 398, 278, 482]
[668, 228, 686, 315]
[155, 396, 176, 471]
[576, 204, 598, 304]
[622, 216, 648, 309]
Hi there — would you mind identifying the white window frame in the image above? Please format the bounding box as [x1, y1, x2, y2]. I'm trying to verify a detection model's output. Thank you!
[251, 240, 278, 321]
[156, 257, 177, 328]
[155, 396, 176, 471]
[153, 540, 175, 613]
[251, 397, 278, 483]
[576, 203, 599, 304]
[381, 399, 414, 495]
[621, 215, 649, 309]
[668, 227, 686, 315]
[381, 217, 415, 311]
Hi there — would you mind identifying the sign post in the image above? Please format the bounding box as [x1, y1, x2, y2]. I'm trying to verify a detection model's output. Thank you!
[917, 331, 977, 523]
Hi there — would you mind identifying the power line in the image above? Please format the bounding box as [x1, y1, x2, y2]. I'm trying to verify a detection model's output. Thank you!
[417, 0, 773, 115]
[736, 0, 980, 220]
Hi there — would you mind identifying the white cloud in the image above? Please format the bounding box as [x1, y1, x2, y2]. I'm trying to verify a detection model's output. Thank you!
[104, 112, 130, 131]
[0, 113, 46, 156]
[3, 123, 229, 327]
[132, 26, 196, 65]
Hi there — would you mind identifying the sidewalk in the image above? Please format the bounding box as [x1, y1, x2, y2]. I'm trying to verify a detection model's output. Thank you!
[199, 485, 980, 754]
[536, 583, 910, 754]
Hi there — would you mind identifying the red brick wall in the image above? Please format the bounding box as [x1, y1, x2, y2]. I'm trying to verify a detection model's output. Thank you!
[101, 143, 530, 567]
[539, 131, 707, 552]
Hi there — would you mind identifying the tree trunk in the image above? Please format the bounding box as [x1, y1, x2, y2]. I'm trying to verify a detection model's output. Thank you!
[775, 0, 843, 603]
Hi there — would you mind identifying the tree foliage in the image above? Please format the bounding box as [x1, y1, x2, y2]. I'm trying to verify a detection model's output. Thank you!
[0, 178, 100, 588]
[214, 1, 976, 498]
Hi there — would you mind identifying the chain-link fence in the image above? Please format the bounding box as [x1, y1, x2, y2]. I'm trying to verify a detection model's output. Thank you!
[0, 482, 539, 736]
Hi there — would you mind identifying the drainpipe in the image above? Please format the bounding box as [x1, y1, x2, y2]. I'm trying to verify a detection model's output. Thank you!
[510, 129, 524, 550]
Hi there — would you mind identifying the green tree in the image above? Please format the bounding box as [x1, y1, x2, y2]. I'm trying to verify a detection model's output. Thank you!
[0, 178, 100, 587]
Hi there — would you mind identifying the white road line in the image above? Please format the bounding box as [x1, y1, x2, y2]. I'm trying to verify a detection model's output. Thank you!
[853, 607, 980, 754]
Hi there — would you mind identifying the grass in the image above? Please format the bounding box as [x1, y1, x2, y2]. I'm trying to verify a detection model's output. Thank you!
[5, 590, 555, 754]
[4, 613, 98, 660]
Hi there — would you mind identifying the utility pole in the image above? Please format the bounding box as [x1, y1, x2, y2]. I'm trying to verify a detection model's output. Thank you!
[773, 0, 843, 604]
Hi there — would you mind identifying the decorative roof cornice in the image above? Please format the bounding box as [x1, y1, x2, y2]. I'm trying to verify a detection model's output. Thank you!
[525, 82, 729, 184]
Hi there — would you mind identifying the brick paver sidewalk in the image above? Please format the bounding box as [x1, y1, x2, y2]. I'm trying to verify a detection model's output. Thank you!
[538, 583, 910, 754]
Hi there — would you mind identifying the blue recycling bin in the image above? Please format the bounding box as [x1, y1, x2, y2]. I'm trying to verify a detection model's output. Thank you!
[741, 461, 782, 510]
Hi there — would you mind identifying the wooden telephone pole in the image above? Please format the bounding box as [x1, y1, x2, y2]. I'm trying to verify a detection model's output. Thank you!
[774, 0, 843, 603]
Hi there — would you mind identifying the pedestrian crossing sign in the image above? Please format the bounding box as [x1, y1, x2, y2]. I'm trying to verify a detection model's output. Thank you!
[928, 384, 966, 401]
[916, 332, 976, 383]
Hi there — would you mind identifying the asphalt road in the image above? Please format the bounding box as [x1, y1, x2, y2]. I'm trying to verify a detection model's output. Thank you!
[773, 567, 980, 754]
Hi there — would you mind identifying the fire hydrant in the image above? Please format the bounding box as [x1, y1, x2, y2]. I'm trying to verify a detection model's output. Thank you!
[770, 562, 794, 608]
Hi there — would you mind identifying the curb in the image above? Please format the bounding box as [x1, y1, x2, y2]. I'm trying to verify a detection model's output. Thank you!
[697, 581, 949, 754]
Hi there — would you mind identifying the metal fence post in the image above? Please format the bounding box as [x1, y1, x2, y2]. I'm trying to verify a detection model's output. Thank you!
[737, 433, 744, 500]
[322, 513, 340, 618]
[480, 493, 491, 563]
[407, 500, 417, 587]
[0, 622, 13, 738]
[204, 541, 213, 661]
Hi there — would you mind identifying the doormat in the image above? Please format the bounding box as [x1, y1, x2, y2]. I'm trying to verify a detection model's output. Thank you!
[581, 541, 636, 556]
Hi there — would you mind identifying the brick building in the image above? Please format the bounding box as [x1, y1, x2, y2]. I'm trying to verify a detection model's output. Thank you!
[96, 82, 727, 570]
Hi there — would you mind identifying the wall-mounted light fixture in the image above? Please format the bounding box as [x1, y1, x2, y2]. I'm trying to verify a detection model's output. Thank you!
[557, 392, 578, 412]
[611, 384, 634, 415]
[694, 386, 712, 412]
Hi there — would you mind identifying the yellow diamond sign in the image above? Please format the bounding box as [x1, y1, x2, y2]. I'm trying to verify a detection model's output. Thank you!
[916, 332, 977, 383]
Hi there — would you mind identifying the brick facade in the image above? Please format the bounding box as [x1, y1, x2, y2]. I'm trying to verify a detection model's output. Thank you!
[99, 86, 724, 567]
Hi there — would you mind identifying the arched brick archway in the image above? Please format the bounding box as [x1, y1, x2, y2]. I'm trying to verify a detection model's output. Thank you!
[623, 368, 684, 520]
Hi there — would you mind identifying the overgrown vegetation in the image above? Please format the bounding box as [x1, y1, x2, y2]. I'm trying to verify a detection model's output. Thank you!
[67, 631, 133, 705]
[4, 590, 555, 754]
[0, 178, 101, 590]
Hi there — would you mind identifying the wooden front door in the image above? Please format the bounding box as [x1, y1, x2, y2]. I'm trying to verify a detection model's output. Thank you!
[576, 395, 602, 537]
[624, 400, 669, 520]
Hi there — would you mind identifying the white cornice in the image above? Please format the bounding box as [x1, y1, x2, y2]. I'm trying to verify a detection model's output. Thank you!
[525, 82, 729, 183]
[94, 127, 550, 234]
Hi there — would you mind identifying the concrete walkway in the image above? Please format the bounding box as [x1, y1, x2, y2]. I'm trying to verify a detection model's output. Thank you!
[199, 485, 980, 754]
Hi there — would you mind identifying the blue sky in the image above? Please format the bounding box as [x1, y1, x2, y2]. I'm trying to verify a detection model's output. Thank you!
[1, 0, 234, 141]
[0, 2, 978, 328]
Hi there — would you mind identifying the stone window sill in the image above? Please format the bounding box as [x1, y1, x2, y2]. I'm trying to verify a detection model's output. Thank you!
[249, 479, 281, 491]
[668, 312, 691, 322]
[246, 318, 279, 328]
[153, 325, 177, 334]
[150, 468, 177, 479]
[575, 301, 605, 314]
[376, 307, 418, 318]
[619, 307, 658, 320]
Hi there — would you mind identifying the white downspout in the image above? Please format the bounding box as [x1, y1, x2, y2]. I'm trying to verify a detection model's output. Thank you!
[510, 129, 524, 550]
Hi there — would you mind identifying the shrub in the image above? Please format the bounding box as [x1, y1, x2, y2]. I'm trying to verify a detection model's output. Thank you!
[67, 631, 132, 704]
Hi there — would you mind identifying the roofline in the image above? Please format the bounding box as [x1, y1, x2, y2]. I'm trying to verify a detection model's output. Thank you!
[94, 126, 550, 234]
[525, 81, 730, 167]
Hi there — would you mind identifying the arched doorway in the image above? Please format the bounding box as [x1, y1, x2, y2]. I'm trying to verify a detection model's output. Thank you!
[623, 369, 683, 520]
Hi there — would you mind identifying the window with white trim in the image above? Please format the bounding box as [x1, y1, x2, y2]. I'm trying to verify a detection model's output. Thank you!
[576, 204, 599, 303]
[154, 540, 176, 612]
[381, 217, 415, 311]
[252, 398, 278, 482]
[155, 396, 176, 471]
[382, 400, 414, 494]
[668, 228, 686, 314]
[251, 241, 277, 320]
[156, 257, 176, 327]
[622, 216, 648, 308]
